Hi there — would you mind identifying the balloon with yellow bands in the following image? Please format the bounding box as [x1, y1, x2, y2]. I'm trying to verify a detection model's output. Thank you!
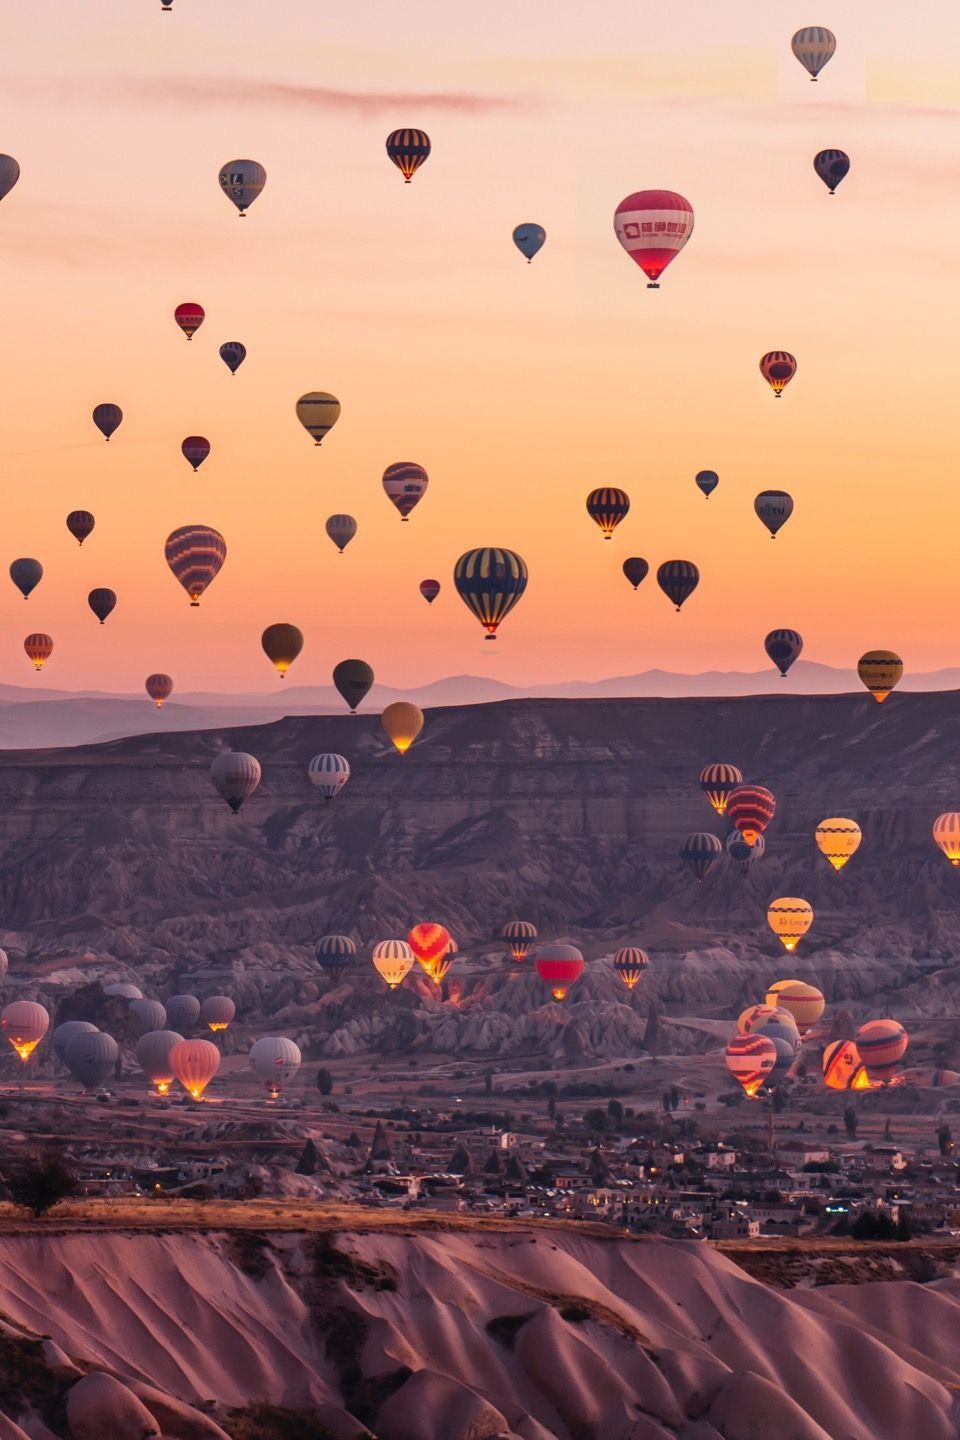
[767, 897, 813, 951]
[765, 979, 824, 1034]
[382, 701, 423, 754]
[815, 817, 861, 871]
[857, 650, 903, 704]
[933, 813, 960, 867]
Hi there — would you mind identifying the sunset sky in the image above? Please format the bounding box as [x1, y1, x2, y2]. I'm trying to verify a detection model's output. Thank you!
[1, 1, 958, 692]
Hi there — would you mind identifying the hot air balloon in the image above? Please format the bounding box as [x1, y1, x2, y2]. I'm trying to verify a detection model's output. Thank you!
[169, 1038, 220, 1099]
[613, 947, 649, 991]
[858, 650, 903, 704]
[815, 817, 862, 871]
[92, 404, 123, 441]
[727, 830, 765, 873]
[326, 515, 357, 553]
[454, 547, 528, 639]
[333, 659, 374, 713]
[219, 341, 246, 375]
[53, 1020, 99, 1063]
[725, 1033, 777, 1097]
[165, 994, 200, 1032]
[766, 1034, 799, 1085]
[727, 784, 776, 846]
[420, 579, 441, 604]
[383, 462, 428, 520]
[67, 511, 95, 546]
[165, 525, 227, 606]
[308, 753, 351, 801]
[104, 983, 142, 1000]
[372, 940, 415, 990]
[535, 943, 584, 1002]
[753, 1011, 801, 1056]
[760, 352, 797, 396]
[791, 26, 836, 80]
[316, 934, 356, 983]
[64, 1030, 119, 1090]
[695, 470, 719, 499]
[200, 995, 235, 1032]
[680, 832, 723, 882]
[386, 128, 431, 181]
[209, 751, 261, 812]
[656, 560, 699, 611]
[0, 155, 20, 203]
[218, 159, 267, 215]
[181, 436, 211, 472]
[408, 923, 452, 980]
[261, 623, 303, 678]
[1, 1001, 49, 1061]
[613, 190, 694, 288]
[700, 764, 743, 817]
[161, 1, 173, 11]
[933, 813, 960, 867]
[129, 998, 167, 1036]
[175, 302, 204, 340]
[10, 559, 42, 599]
[502, 920, 537, 962]
[755, 491, 794, 538]
[432, 934, 457, 985]
[135, 1029, 184, 1095]
[737, 1002, 780, 1035]
[767, 897, 814, 952]
[24, 633, 53, 673]
[296, 392, 341, 445]
[622, 558, 649, 590]
[764, 628, 802, 676]
[382, 701, 423, 754]
[88, 588, 116, 624]
[586, 488, 630, 539]
[765, 979, 825, 1035]
[513, 223, 546, 262]
[823, 1039, 870, 1090]
[250, 1037, 301, 1097]
[145, 673, 173, 707]
[814, 149, 849, 193]
[856, 1019, 908, 1084]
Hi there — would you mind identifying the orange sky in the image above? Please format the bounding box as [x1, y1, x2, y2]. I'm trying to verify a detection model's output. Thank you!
[0, 1, 958, 692]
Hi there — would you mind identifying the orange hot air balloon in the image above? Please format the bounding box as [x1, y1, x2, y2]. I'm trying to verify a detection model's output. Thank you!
[760, 351, 796, 396]
[767, 897, 814, 952]
[856, 1019, 908, 1084]
[432, 934, 457, 985]
[815, 818, 862, 872]
[382, 701, 423, 754]
[933, 813, 960, 867]
[261, 623, 303, 678]
[726, 785, 776, 846]
[24, 634, 53, 672]
[822, 1040, 871, 1091]
[145, 673, 173, 707]
[857, 650, 903, 703]
[1, 1001, 49, 1062]
[372, 940, 415, 990]
[408, 922, 452, 979]
[765, 979, 825, 1034]
[169, 1038, 220, 1099]
[535, 943, 584, 1002]
[725, 1032, 777, 1097]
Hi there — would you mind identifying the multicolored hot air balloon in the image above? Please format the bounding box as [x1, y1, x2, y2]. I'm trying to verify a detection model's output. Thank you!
[725, 1032, 776, 1097]
[261, 623, 303, 678]
[680, 832, 723, 881]
[513, 223, 546, 262]
[250, 1036, 301, 1098]
[695, 470, 719, 499]
[856, 1019, 908, 1084]
[727, 830, 765, 873]
[420, 579, 441, 604]
[765, 979, 825, 1034]
[165, 525, 227, 606]
[700, 764, 743, 817]
[218, 159, 266, 215]
[67, 511, 95, 546]
[933, 813, 960, 867]
[24, 634, 53, 672]
[88, 588, 116, 624]
[767, 897, 814, 952]
[316, 934, 356, 983]
[372, 939, 415, 989]
[333, 659, 374, 713]
[586, 488, 630, 539]
[823, 1039, 871, 1090]
[181, 436, 211, 472]
[760, 352, 797, 396]
[169, 1038, 220, 1100]
[502, 920, 537, 962]
[175, 302, 204, 340]
[858, 650, 903, 703]
[326, 514, 357, 553]
[209, 751, 261, 813]
[382, 701, 423, 754]
[386, 129, 431, 182]
[307, 753, 350, 801]
[815, 817, 862, 871]
[535, 943, 584, 1002]
[737, 1002, 780, 1035]
[657, 560, 699, 611]
[1, 1001, 49, 1062]
[93, 403, 123, 441]
[613, 190, 694, 287]
[383, 462, 428, 520]
[727, 785, 776, 846]
[219, 341, 246, 375]
[755, 491, 794, 539]
[408, 923, 452, 980]
[145, 673, 173, 707]
[791, 26, 836, 80]
[296, 392, 340, 446]
[814, 149, 850, 193]
[765, 628, 802, 676]
[454, 547, 528, 640]
[613, 947, 649, 991]
[622, 558, 649, 590]
[0, 156, 20, 203]
[10, 559, 42, 599]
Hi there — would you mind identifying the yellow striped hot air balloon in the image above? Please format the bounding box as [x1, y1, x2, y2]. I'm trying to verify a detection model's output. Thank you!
[858, 650, 903, 703]
[815, 817, 862, 872]
[699, 764, 743, 817]
[765, 979, 825, 1034]
[767, 897, 813, 952]
[296, 392, 341, 446]
[933, 813, 960, 867]
[372, 940, 414, 990]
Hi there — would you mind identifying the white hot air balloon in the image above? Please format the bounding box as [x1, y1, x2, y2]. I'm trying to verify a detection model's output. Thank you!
[249, 1036, 302, 1098]
[308, 753, 351, 801]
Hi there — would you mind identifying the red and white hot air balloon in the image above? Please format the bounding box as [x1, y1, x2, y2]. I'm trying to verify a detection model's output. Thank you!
[613, 190, 694, 288]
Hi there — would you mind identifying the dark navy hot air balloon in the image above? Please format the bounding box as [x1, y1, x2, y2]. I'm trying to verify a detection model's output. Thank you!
[219, 342, 246, 375]
[93, 404, 123, 441]
[67, 511, 95, 546]
[9, 559, 42, 600]
[657, 560, 699, 611]
[680, 832, 723, 882]
[586, 488, 629, 539]
[765, 628, 803, 677]
[622, 558, 649, 590]
[512, 224, 546, 263]
[333, 659, 374, 713]
[88, 588, 116, 624]
[454, 548, 528, 640]
[695, 470, 718, 498]
[755, 490, 794, 538]
[386, 129, 431, 182]
[814, 149, 850, 194]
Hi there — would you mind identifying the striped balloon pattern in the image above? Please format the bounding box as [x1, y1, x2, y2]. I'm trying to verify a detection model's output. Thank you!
[372, 939, 415, 989]
[408, 922, 452, 979]
[420, 578, 441, 604]
[296, 392, 341, 445]
[182, 436, 211, 471]
[613, 189, 694, 287]
[326, 514, 357, 552]
[316, 934, 356, 982]
[680, 832, 723, 881]
[386, 129, 431, 182]
[767, 897, 814, 951]
[858, 650, 903, 704]
[502, 919, 537, 961]
[534, 943, 584, 1002]
[656, 559, 699, 611]
[766, 979, 825, 1034]
[613, 946, 649, 991]
[454, 547, 528, 639]
[0, 155, 20, 203]
[726, 784, 776, 846]
[822, 1039, 871, 1091]
[700, 763, 743, 816]
[219, 341, 246, 374]
[88, 588, 117, 624]
[92, 403, 122, 440]
[725, 1033, 776, 1097]
[586, 487, 630, 539]
[209, 751, 261, 813]
[726, 829, 765, 873]
[174, 302, 204, 339]
[24, 633, 53, 671]
[737, 1002, 779, 1035]
[764, 628, 802, 676]
[383, 462, 428, 520]
[308, 752, 351, 801]
[165, 525, 227, 606]
[760, 351, 797, 396]
[755, 490, 794, 538]
[815, 817, 862, 871]
[814, 149, 849, 193]
[856, 1019, 908, 1084]
[933, 813, 960, 867]
[145, 673, 173, 707]
[218, 159, 267, 215]
[67, 511, 95, 546]
[791, 26, 836, 79]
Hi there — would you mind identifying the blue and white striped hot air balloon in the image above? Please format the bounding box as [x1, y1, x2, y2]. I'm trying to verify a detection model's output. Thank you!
[308, 753, 351, 801]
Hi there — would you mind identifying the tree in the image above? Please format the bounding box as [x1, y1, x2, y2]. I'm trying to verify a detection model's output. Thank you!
[883, 1117, 893, 1141]
[843, 1105, 858, 1140]
[644, 1003, 660, 1056]
[668, 1085, 681, 1111]
[584, 1108, 609, 1137]
[484, 1068, 494, 1096]
[7, 1158, 78, 1217]
[938, 1122, 953, 1157]
[547, 1095, 557, 1121]
[607, 1099, 624, 1130]
[316, 1069, 334, 1097]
